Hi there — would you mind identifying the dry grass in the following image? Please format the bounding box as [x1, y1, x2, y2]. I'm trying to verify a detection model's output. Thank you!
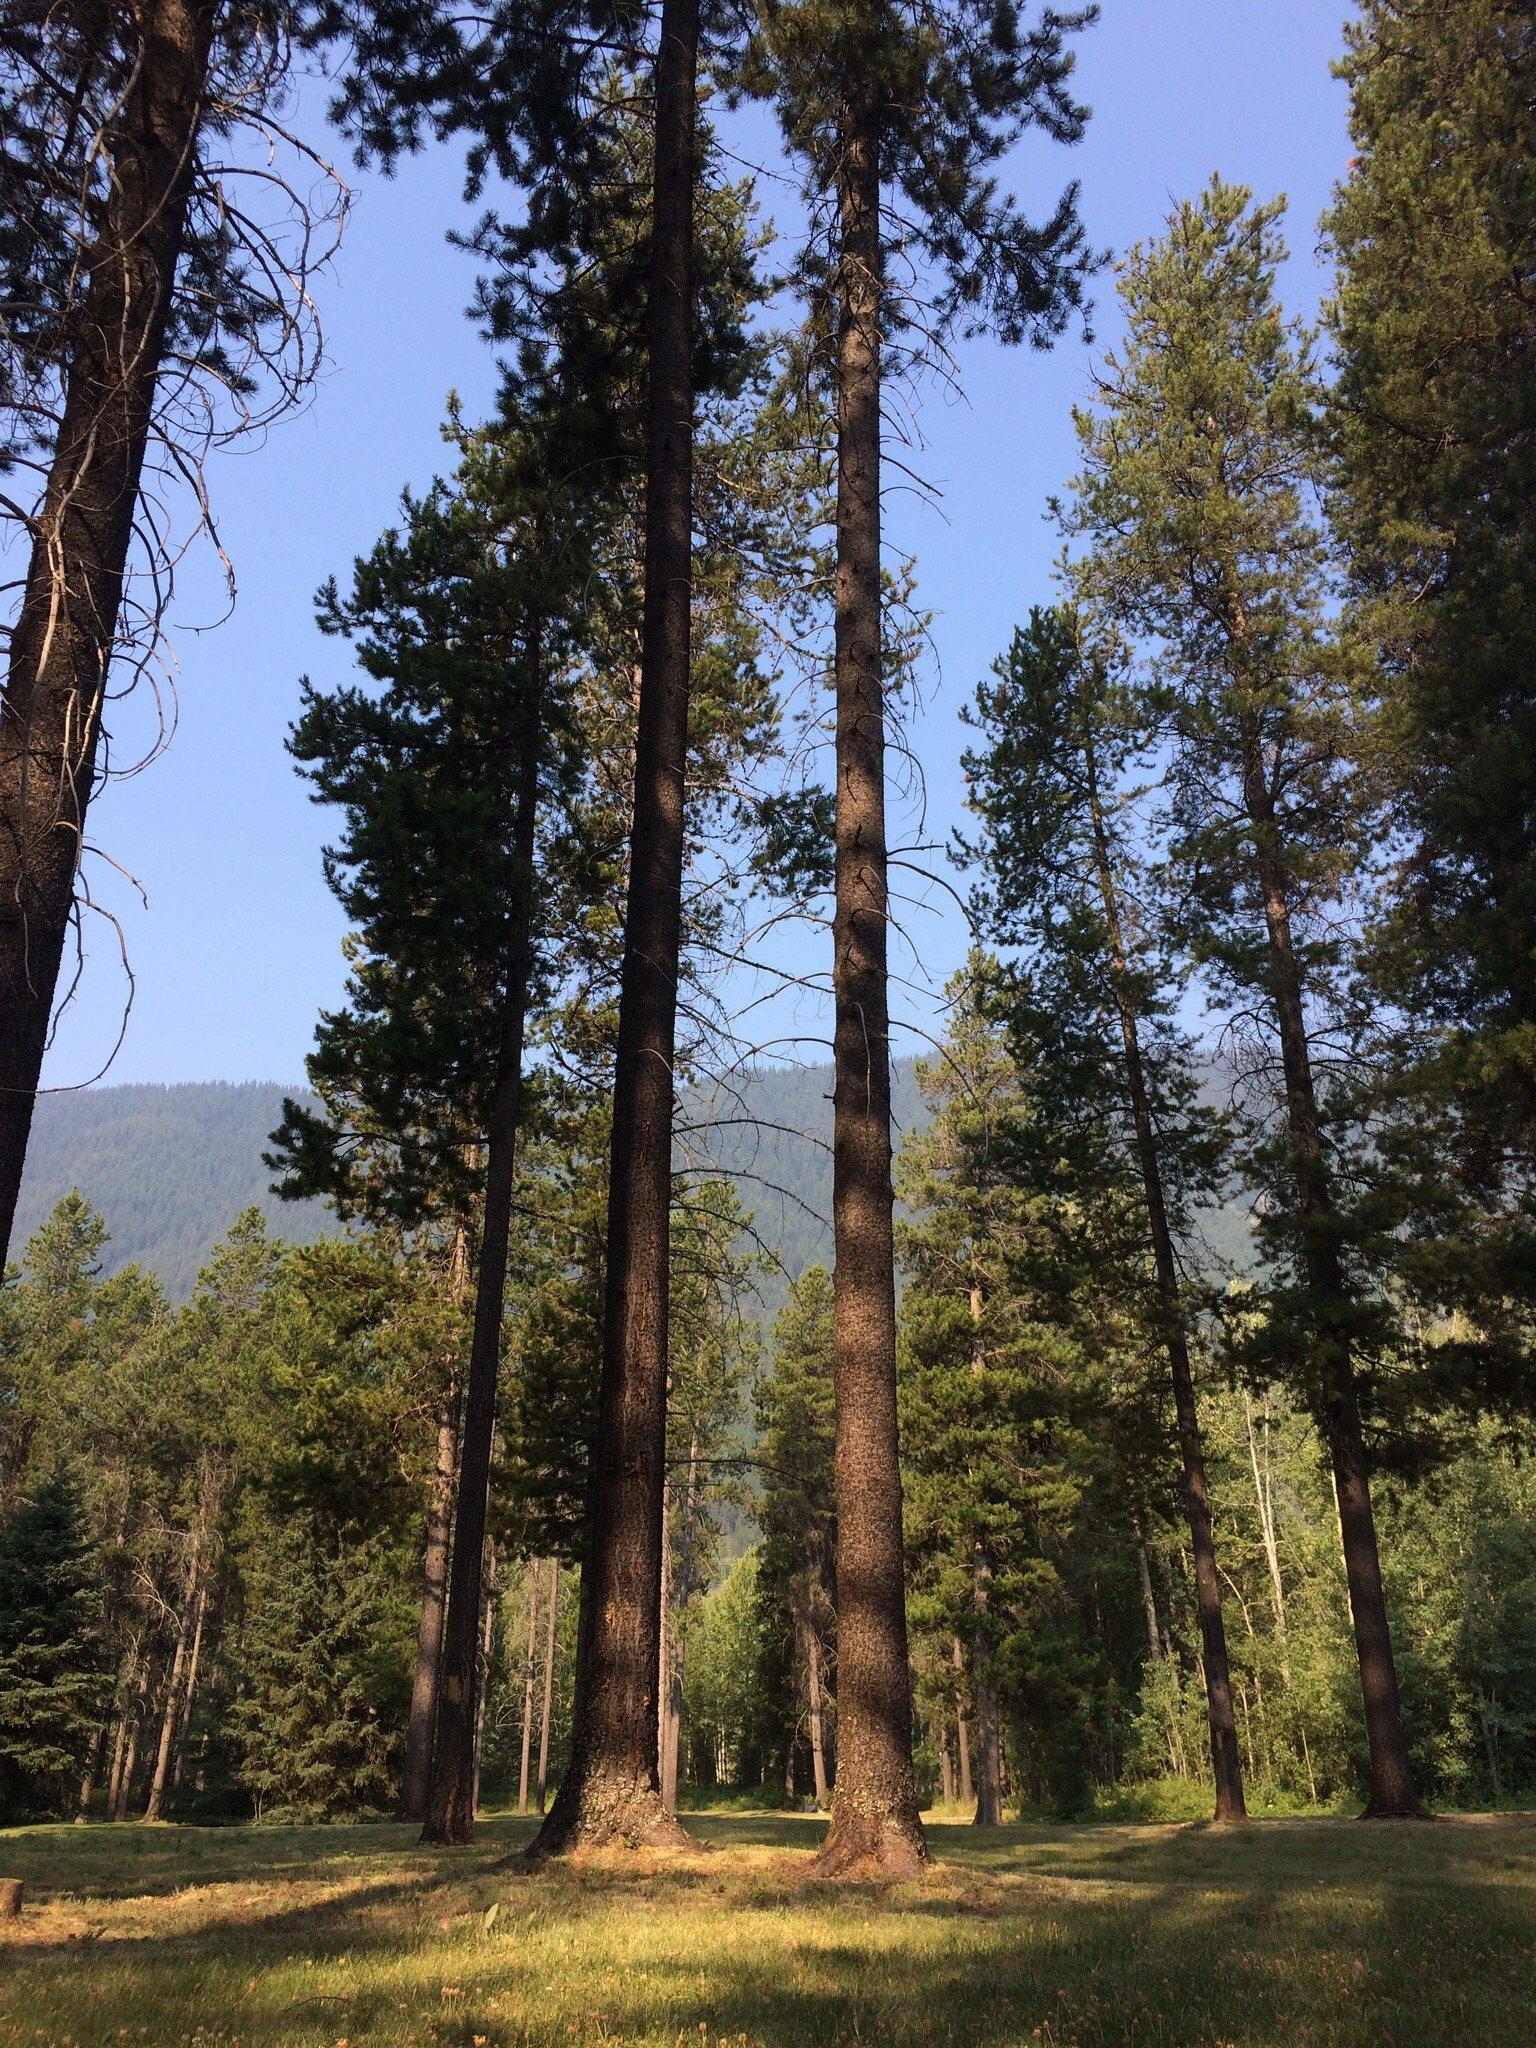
[0, 1807, 1532, 2046]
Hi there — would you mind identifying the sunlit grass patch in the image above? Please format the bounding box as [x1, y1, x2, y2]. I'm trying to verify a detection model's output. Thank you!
[0, 1810, 1532, 2047]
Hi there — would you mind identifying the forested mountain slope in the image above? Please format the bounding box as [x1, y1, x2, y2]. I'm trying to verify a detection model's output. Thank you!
[13, 1061, 1251, 1304]
[10, 1067, 923, 1303]
[14, 1083, 330, 1297]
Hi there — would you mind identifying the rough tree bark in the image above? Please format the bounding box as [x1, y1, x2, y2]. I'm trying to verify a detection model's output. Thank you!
[421, 645, 543, 1846]
[527, 0, 700, 1860]
[1081, 729, 1247, 1823]
[0, 0, 217, 1266]
[1237, 718, 1422, 1820]
[812, 87, 926, 1881]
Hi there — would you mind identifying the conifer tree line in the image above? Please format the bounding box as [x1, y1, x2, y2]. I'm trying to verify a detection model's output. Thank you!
[2, 0, 1534, 1849]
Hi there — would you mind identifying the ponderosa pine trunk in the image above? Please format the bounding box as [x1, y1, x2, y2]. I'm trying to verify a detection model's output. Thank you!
[813, 89, 925, 1881]
[421, 650, 543, 1846]
[1081, 732, 1246, 1823]
[1237, 719, 1421, 1819]
[536, 1557, 558, 1814]
[527, 0, 699, 1861]
[0, 0, 216, 1267]
[400, 1368, 461, 1820]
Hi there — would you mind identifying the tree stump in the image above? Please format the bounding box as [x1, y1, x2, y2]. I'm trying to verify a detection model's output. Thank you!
[0, 1879, 22, 1918]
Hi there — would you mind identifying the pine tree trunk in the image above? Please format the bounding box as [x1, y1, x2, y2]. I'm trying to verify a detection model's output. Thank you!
[966, 1281, 1003, 1829]
[145, 1533, 202, 1822]
[814, 88, 925, 1881]
[528, 0, 699, 1861]
[422, 646, 543, 1846]
[518, 1559, 540, 1816]
[1137, 1537, 1164, 1663]
[657, 1467, 674, 1806]
[105, 1647, 144, 1822]
[1237, 720, 1422, 1819]
[1082, 726, 1247, 1824]
[951, 1640, 974, 1808]
[661, 1433, 697, 1815]
[113, 1665, 149, 1823]
[806, 1616, 830, 1809]
[472, 1544, 497, 1819]
[104, 1711, 129, 1821]
[169, 1581, 206, 1792]
[536, 1558, 558, 1814]
[970, 1552, 1005, 1829]
[940, 1738, 955, 1808]
[77, 1723, 104, 1822]
[400, 1294, 465, 1820]
[0, 0, 217, 1266]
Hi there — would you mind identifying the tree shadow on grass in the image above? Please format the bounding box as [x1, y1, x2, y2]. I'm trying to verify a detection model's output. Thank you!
[2, 1814, 1534, 2048]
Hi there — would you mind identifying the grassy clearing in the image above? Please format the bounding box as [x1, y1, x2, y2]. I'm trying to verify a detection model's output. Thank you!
[0, 1808, 1531, 2047]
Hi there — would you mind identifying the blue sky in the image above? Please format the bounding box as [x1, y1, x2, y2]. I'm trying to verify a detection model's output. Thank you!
[43, 0, 1355, 1093]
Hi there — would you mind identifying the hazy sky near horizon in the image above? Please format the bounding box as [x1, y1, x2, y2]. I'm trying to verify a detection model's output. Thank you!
[41, 1, 1354, 1095]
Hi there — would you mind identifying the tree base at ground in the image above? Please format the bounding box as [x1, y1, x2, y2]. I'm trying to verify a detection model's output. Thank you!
[521, 1768, 692, 1863]
[810, 1804, 928, 1881]
[1361, 1795, 1430, 1821]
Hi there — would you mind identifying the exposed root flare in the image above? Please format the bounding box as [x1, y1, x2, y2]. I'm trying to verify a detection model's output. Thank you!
[1361, 1799, 1432, 1821]
[809, 1809, 929, 1883]
[520, 1779, 693, 1867]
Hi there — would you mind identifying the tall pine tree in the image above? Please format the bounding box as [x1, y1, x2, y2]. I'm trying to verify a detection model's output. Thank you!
[743, 0, 1096, 1876]
[1064, 181, 1421, 1816]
